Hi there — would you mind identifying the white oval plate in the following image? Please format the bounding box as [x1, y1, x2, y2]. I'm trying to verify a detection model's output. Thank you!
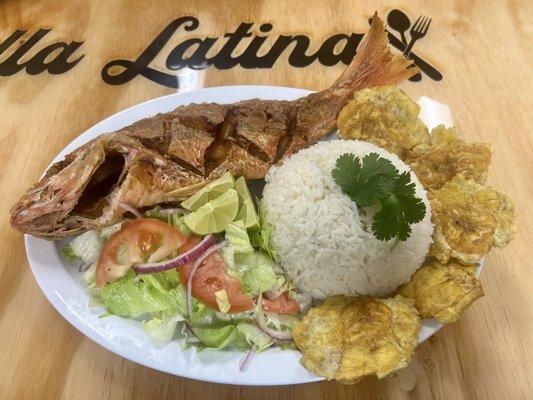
[24, 85, 481, 386]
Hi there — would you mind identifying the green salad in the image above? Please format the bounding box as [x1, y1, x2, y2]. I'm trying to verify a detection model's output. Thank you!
[62, 173, 303, 356]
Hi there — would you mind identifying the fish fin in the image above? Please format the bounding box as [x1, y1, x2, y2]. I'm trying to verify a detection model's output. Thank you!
[332, 12, 418, 90]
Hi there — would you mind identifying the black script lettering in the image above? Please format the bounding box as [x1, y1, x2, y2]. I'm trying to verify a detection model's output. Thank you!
[25, 42, 84, 75]
[238, 23, 273, 68]
[210, 23, 253, 69]
[0, 30, 26, 57]
[0, 29, 49, 75]
[166, 37, 216, 70]
[102, 16, 200, 88]
[0, 29, 84, 76]
[316, 33, 361, 66]
[278, 35, 317, 68]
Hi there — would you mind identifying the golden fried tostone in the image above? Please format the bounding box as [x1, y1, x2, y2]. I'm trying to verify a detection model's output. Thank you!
[411, 124, 463, 156]
[398, 259, 483, 324]
[410, 125, 492, 190]
[429, 175, 517, 264]
[293, 295, 420, 383]
[337, 86, 429, 162]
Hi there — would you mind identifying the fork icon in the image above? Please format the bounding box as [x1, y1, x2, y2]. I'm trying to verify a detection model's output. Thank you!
[403, 15, 432, 57]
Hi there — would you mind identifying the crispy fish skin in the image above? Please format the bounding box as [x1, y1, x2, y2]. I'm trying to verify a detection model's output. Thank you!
[429, 175, 517, 264]
[10, 135, 205, 240]
[410, 125, 493, 190]
[11, 14, 418, 240]
[337, 86, 430, 162]
[293, 295, 420, 383]
[398, 259, 483, 324]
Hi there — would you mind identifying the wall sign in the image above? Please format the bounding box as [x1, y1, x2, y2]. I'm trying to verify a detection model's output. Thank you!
[0, 9, 441, 88]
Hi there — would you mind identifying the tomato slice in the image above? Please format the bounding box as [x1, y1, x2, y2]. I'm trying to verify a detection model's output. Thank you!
[95, 218, 187, 287]
[179, 237, 254, 313]
[263, 292, 300, 314]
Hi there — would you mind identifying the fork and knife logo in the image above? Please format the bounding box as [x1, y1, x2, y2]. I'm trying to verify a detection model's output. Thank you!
[384, 9, 441, 81]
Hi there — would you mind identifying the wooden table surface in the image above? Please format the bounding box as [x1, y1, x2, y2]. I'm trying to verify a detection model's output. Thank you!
[0, 0, 531, 399]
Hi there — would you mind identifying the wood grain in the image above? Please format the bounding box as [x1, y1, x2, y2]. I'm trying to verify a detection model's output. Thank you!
[0, 0, 531, 399]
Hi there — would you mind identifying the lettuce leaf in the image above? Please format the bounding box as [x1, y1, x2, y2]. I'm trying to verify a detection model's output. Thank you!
[143, 312, 183, 346]
[237, 251, 278, 296]
[265, 312, 300, 331]
[249, 202, 277, 261]
[225, 220, 254, 254]
[63, 230, 103, 264]
[61, 245, 81, 262]
[191, 324, 243, 349]
[143, 206, 169, 222]
[168, 285, 188, 316]
[236, 321, 274, 351]
[172, 214, 192, 237]
[100, 270, 174, 317]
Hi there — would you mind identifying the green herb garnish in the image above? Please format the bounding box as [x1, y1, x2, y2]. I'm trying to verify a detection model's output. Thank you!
[332, 152, 426, 241]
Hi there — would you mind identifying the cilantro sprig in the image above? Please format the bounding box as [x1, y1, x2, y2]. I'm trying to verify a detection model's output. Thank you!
[332, 152, 426, 241]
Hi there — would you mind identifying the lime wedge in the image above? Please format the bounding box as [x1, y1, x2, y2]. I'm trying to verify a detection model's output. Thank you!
[181, 172, 235, 211]
[234, 177, 260, 230]
[184, 189, 239, 234]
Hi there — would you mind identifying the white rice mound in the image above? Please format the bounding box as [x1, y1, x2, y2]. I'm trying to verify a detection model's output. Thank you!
[262, 139, 433, 299]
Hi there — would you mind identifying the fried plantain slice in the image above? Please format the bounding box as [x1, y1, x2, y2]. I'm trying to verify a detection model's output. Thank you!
[398, 259, 483, 324]
[292, 296, 351, 379]
[337, 86, 429, 162]
[411, 124, 463, 156]
[293, 295, 420, 383]
[410, 125, 493, 190]
[429, 175, 516, 264]
[472, 186, 517, 247]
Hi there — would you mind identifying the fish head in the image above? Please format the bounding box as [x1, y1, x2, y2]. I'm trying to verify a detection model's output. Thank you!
[10, 136, 115, 239]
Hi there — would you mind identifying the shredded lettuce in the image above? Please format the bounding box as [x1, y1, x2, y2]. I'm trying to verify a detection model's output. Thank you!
[143, 206, 168, 222]
[236, 321, 274, 351]
[189, 302, 215, 326]
[143, 312, 183, 346]
[278, 341, 298, 351]
[236, 251, 277, 296]
[61, 245, 81, 262]
[82, 263, 102, 307]
[213, 310, 254, 323]
[220, 245, 235, 270]
[63, 230, 103, 264]
[168, 285, 188, 316]
[225, 220, 254, 254]
[265, 312, 300, 331]
[171, 213, 192, 237]
[243, 264, 277, 296]
[100, 270, 175, 317]
[191, 324, 242, 349]
[249, 202, 277, 261]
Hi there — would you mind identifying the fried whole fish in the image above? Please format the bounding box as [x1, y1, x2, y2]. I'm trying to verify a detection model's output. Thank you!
[10, 14, 417, 240]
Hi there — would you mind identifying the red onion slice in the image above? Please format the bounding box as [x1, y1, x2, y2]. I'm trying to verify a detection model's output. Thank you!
[186, 240, 228, 317]
[133, 234, 216, 274]
[118, 202, 143, 219]
[239, 348, 255, 372]
[255, 297, 293, 341]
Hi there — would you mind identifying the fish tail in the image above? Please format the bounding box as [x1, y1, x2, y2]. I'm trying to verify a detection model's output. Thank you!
[332, 12, 418, 91]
